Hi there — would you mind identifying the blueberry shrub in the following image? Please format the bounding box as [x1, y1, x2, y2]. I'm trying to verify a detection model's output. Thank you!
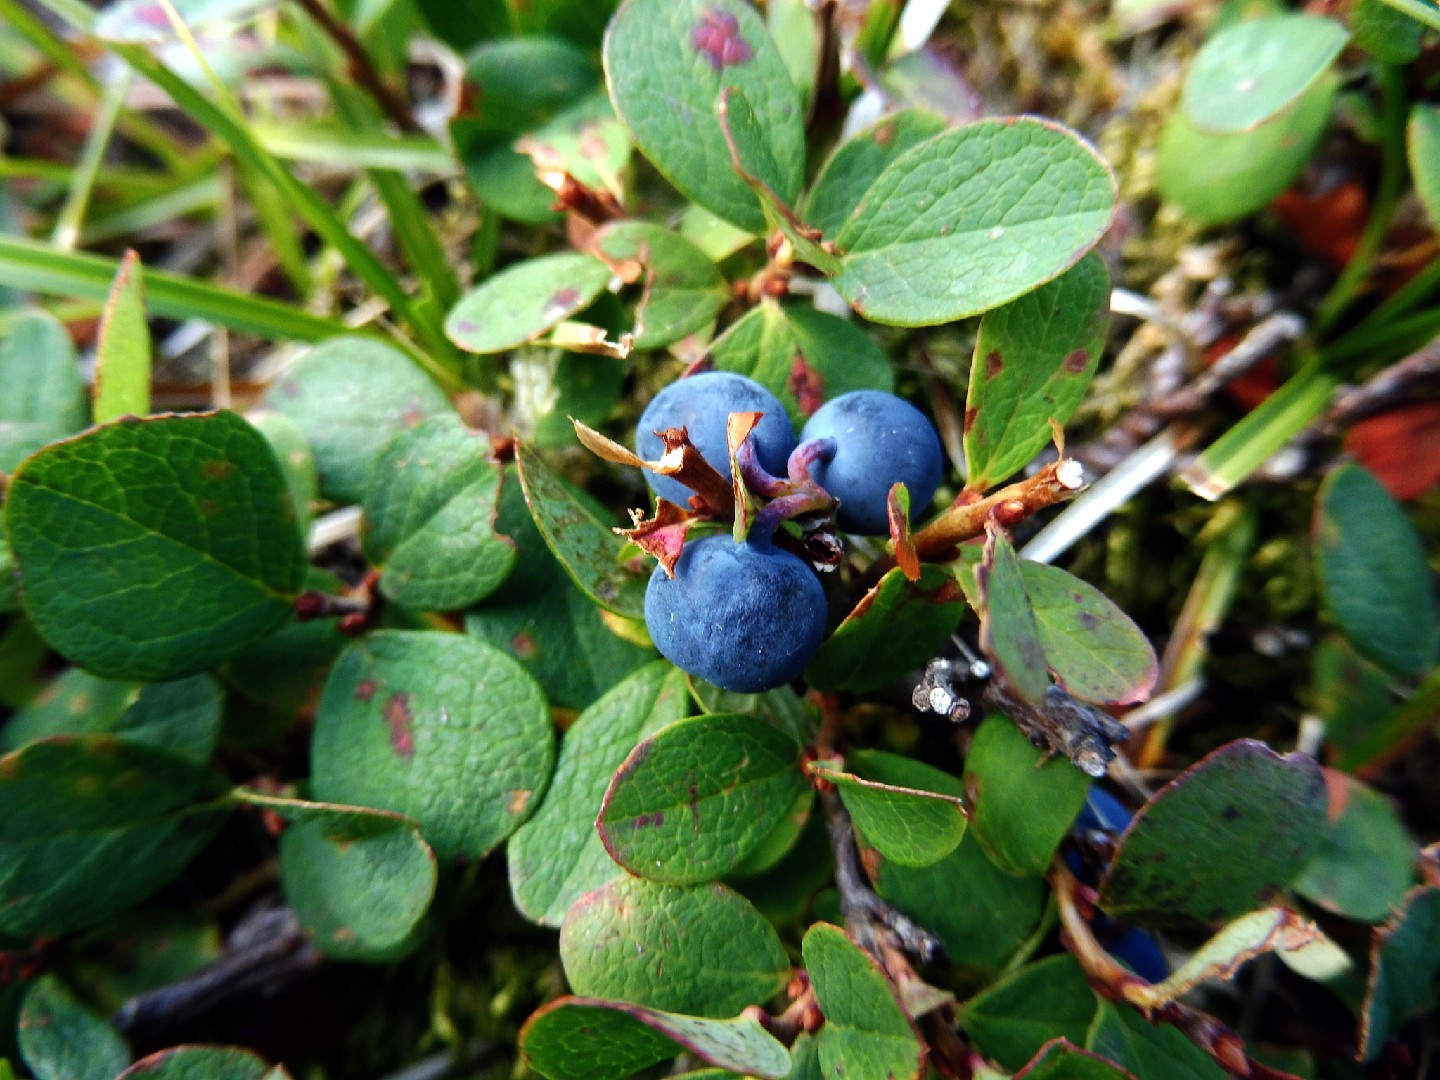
[1, 0, 1440, 1078]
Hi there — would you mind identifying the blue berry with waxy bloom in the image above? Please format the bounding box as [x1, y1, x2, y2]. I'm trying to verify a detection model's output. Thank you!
[635, 372, 797, 506]
[644, 533, 826, 693]
[798, 390, 944, 535]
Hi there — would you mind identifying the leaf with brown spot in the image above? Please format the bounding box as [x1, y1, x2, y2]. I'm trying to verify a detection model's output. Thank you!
[311, 632, 553, 861]
[605, 0, 804, 234]
[447, 252, 612, 354]
[1099, 740, 1327, 927]
[709, 301, 893, 428]
[964, 253, 1110, 491]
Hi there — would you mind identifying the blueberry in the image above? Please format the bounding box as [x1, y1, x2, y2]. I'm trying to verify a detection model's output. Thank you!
[798, 391, 944, 535]
[644, 534, 826, 693]
[635, 372, 797, 506]
[1075, 787, 1134, 835]
[1103, 924, 1169, 983]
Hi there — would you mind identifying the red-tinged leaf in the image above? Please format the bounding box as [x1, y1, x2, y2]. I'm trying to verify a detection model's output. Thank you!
[1360, 886, 1440, 1060]
[803, 923, 926, 1080]
[1269, 180, 1367, 272]
[596, 713, 809, 884]
[619, 500, 699, 578]
[1098, 739, 1327, 927]
[889, 483, 920, 581]
[1016, 1039, 1135, 1079]
[520, 995, 791, 1080]
[1343, 402, 1440, 501]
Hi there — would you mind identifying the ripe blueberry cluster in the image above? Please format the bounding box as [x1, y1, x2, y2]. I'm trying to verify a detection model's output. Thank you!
[635, 373, 946, 693]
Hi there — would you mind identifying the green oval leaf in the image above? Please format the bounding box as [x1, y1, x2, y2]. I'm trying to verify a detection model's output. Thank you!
[594, 221, 727, 348]
[802, 923, 924, 1080]
[597, 713, 808, 884]
[0, 311, 86, 474]
[561, 877, 789, 1016]
[509, 662, 691, 926]
[811, 750, 966, 868]
[960, 955, 1100, 1072]
[604, 0, 804, 234]
[1086, 1002, 1223, 1080]
[1360, 885, 1440, 1060]
[0, 736, 230, 938]
[520, 997, 791, 1080]
[453, 36, 599, 142]
[310, 630, 554, 860]
[965, 253, 1110, 490]
[1, 668, 137, 752]
[804, 108, 951, 241]
[245, 409, 317, 537]
[446, 253, 612, 355]
[1180, 15, 1347, 135]
[1099, 740, 1327, 927]
[876, 830, 1047, 975]
[1294, 771, 1415, 924]
[709, 301, 895, 429]
[363, 416, 517, 611]
[1409, 105, 1440, 233]
[516, 441, 647, 619]
[18, 976, 130, 1080]
[116, 1046, 290, 1080]
[1315, 462, 1439, 679]
[1021, 562, 1158, 708]
[1156, 76, 1336, 225]
[262, 336, 453, 504]
[273, 800, 437, 961]
[963, 715, 1091, 877]
[830, 117, 1115, 326]
[4, 411, 305, 681]
[466, 470, 654, 710]
[106, 674, 223, 765]
[977, 528, 1050, 705]
[807, 565, 967, 695]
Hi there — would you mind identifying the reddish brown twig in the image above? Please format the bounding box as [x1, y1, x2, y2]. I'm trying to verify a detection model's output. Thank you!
[912, 458, 1086, 562]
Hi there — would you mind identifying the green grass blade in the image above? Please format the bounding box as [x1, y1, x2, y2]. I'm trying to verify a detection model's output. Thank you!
[0, 158, 176, 200]
[52, 69, 132, 250]
[81, 176, 223, 245]
[106, 42, 424, 326]
[0, 234, 348, 342]
[1179, 355, 1341, 501]
[317, 75, 461, 312]
[251, 123, 455, 172]
[233, 160, 315, 297]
